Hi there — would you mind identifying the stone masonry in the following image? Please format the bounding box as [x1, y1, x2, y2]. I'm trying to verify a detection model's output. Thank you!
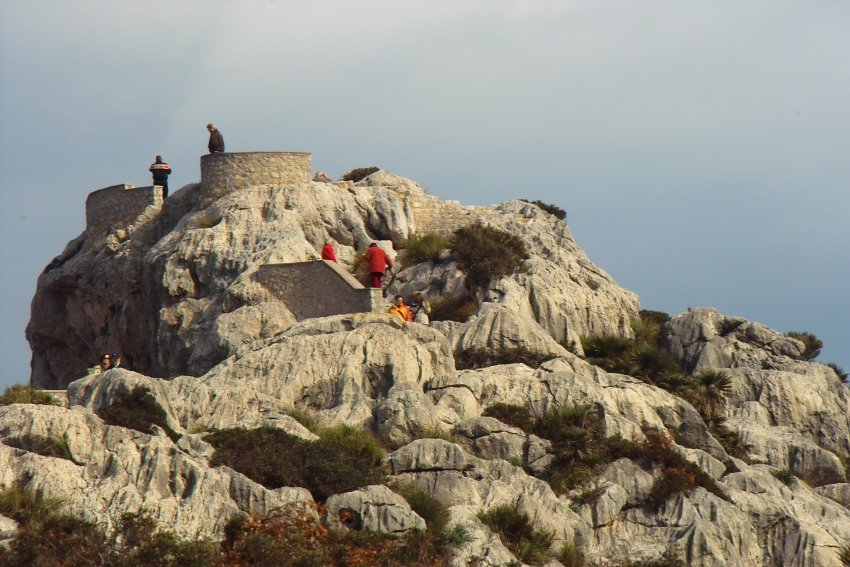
[85, 184, 163, 233]
[200, 151, 311, 206]
[257, 260, 384, 320]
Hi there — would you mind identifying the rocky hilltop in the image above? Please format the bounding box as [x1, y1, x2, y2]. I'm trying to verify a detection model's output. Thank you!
[5, 159, 849, 566]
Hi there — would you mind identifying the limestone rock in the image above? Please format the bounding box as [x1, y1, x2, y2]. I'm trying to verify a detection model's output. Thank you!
[0, 403, 313, 540]
[816, 483, 850, 509]
[445, 505, 519, 567]
[323, 485, 425, 534]
[453, 416, 527, 463]
[0, 514, 17, 547]
[452, 303, 571, 364]
[664, 307, 805, 373]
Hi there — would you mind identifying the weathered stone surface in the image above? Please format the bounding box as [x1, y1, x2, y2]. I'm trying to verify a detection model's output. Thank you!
[387, 439, 588, 551]
[0, 403, 313, 539]
[323, 485, 425, 534]
[724, 366, 850, 456]
[452, 417, 527, 462]
[722, 466, 850, 567]
[445, 505, 518, 567]
[451, 303, 571, 363]
[598, 458, 657, 507]
[816, 483, 850, 509]
[664, 307, 805, 373]
[0, 514, 17, 546]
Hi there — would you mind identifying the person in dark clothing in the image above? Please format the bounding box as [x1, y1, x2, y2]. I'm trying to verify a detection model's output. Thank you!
[207, 123, 225, 153]
[364, 242, 392, 288]
[149, 155, 172, 198]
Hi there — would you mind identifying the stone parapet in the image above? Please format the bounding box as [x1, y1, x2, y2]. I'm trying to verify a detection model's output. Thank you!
[257, 260, 384, 320]
[85, 184, 163, 232]
[200, 151, 311, 205]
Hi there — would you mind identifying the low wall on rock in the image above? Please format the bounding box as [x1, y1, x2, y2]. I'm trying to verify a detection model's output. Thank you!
[257, 260, 384, 320]
[85, 184, 163, 232]
[200, 151, 311, 205]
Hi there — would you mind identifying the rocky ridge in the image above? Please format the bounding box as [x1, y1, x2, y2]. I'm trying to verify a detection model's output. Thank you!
[7, 169, 849, 565]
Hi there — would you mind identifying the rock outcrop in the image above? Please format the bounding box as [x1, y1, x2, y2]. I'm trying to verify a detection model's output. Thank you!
[11, 167, 849, 565]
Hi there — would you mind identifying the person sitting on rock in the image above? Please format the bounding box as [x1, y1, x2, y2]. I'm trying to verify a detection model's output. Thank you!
[410, 292, 432, 324]
[88, 353, 112, 375]
[321, 240, 337, 263]
[364, 242, 392, 288]
[388, 295, 412, 322]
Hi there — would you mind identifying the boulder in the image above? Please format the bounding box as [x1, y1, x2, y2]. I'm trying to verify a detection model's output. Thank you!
[323, 485, 425, 534]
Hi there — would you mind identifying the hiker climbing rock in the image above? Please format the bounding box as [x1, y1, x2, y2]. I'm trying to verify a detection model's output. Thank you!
[364, 242, 392, 288]
[207, 123, 225, 153]
[149, 155, 172, 198]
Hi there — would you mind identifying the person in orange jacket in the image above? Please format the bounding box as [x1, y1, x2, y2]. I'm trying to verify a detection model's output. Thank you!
[388, 295, 412, 322]
[363, 242, 392, 288]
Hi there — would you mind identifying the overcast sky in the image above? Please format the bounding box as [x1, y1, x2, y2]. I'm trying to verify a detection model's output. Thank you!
[1, 0, 848, 389]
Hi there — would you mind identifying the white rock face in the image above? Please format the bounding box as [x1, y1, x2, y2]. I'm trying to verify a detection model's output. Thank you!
[0, 403, 313, 540]
[18, 168, 850, 565]
[323, 485, 425, 534]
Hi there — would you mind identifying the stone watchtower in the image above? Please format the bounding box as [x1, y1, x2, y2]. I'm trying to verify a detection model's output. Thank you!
[200, 151, 312, 206]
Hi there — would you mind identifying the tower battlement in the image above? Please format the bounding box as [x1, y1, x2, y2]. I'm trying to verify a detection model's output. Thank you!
[200, 151, 311, 205]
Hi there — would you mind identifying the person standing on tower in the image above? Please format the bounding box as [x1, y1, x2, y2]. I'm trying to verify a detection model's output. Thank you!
[207, 123, 225, 153]
[149, 155, 172, 198]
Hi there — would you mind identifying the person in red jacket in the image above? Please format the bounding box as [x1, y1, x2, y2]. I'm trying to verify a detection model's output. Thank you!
[363, 242, 392, 288]
[321, 240, 337, 263]
[149, 155, 172, 198]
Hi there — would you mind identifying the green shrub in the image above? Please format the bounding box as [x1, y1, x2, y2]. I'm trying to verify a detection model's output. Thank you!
[706, 417, 750, 461]
[393, 483, 449, 535]
[839, 545, 850, 567]
[455, 346, 555, 371]
[0, 385, 60, 406]
[477, 504, 554, 566]
[340, 166, 380, 183]
[692, 370, 732, 420]
[97, 386, 181, 442]
[482, 403, 535, 435]
[786, 331, 823, 361]
[222, 504, 452, 567]
[0, 490, 216, 567]
[826, 363, 848, 383]
[428, 294, 479, 323]
[398, 234, 450, 267]
[520, 199, 567, 220]
[0, 487, 65, 524]
[771, 468, 796, 486]
[558, 541, 587, 567]
[285, 407, 322, 433]
[571, 485, 606, 507]
[3, 434, 77, 463]
[208, 425, 385, 501]
[446, 523, 474, 545]
[450, 224, 528, 290]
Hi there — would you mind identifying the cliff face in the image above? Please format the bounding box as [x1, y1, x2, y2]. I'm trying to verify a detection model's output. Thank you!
[12, 169, 850, 565]
[26, 170, 638, 388]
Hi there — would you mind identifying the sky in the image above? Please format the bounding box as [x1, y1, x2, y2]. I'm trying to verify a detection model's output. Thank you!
[1, 0, 848, 389]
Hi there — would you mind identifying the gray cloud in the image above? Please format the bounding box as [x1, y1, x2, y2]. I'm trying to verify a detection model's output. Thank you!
[2, 1, 848, 387]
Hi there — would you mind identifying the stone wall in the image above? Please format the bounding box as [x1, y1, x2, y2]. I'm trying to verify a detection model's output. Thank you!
[200, 151, 311, 206]
[85, 184, 162, 233]
[257, 260, 384, 320]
